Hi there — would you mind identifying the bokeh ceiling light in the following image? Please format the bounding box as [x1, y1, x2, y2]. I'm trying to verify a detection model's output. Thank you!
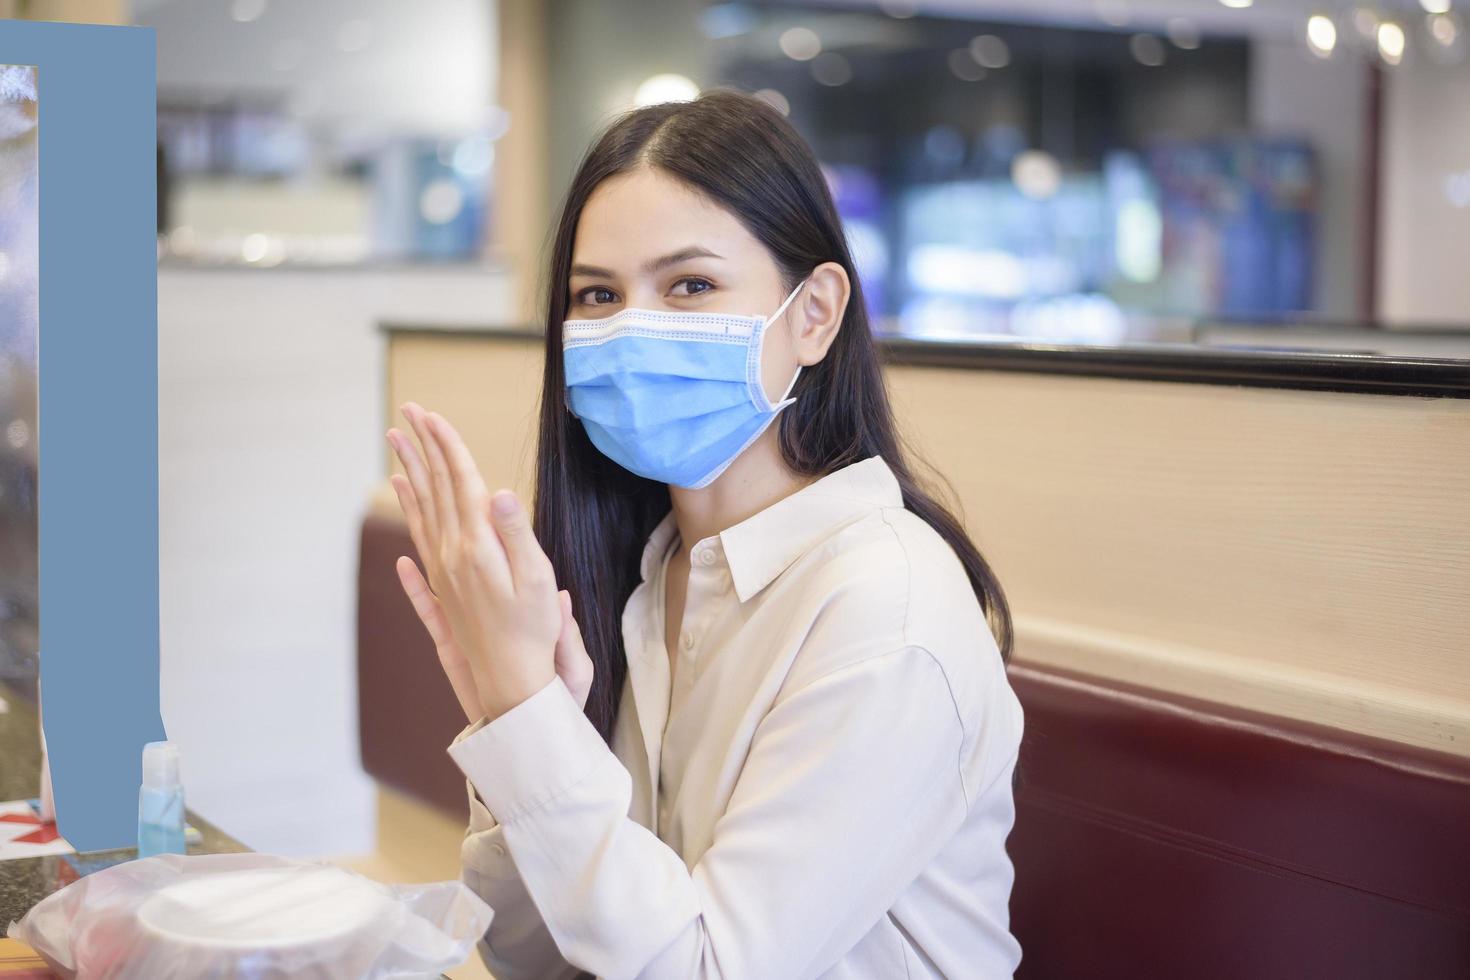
[1219, 0, 1252, 9]
[811, 51, 853, 86]
[240, 233, 270, 263]
[451, 136, 493, 178]
[1166, 18, 1202, 49]
[1306, 14, 1338, 57]
[779, 26, 822, 61]
[634, 73, 700, 106]
[1430, 12, 1461, 45]
[419, 180, 464, 225]
[1424, 12, 1465, 62]
[1420, 0, 1452, 14]
[1130, 33, 1165, 65]
[948, 48, 987, 81]
[1377, 20, 1406, 63]
[969, 34, 1011, 69]
[753, 88, 790, 115]
[1353, 7, 1381, 40]
[1011, 150, 1062, 200]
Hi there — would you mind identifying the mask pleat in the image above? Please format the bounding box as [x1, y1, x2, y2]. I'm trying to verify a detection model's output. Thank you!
[583, 400, 772, 484]
[564, 331, 747, 386]
[569, 375, 749, 428]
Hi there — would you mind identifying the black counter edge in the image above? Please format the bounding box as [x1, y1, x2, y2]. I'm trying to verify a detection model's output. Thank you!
[878, 337, 1470, 398]
[378, 323, 1470, 399]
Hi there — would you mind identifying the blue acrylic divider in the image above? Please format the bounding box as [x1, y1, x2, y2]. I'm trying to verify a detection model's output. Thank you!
[0, 21, 163, 852]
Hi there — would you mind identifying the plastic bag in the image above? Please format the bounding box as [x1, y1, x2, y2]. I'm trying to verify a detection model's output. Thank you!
[5, 851, 494, 979]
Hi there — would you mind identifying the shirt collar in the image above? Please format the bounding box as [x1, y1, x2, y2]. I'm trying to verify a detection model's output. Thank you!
[636, 455, 904, 602]
[725, 454, 903, 602]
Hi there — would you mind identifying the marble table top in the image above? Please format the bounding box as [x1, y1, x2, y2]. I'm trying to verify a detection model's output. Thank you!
[0, 683, 456, 979]
[0, 680, 252, 930]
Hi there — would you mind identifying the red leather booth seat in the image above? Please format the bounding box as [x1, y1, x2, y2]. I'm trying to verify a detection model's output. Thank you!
[358, 513, 1470, 977]
[1006, 663, 1470, 979]
[357, 514, 477, 819]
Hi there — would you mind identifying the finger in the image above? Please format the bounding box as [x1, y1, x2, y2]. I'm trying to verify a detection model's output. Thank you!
[559, 593, 590, 662]
[387, 424, 440, 551]
[388, 474, 433, 585]
[425, 410, 510, 582]
[425, 410, 491, 525]
[553, 590, 594, 704]
[394, 554, 455, 650]
[397, 556, 483, 724]
[403, 402, 460, 549]
[553, 589, 574, 645]
[489, 488, 553, 594]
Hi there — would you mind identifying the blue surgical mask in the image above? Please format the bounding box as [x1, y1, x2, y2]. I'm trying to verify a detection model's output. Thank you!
[562, 275, 810, 489]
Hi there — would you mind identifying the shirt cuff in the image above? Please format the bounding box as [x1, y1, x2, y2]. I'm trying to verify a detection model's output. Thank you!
[446, 673, 611, 825]
[449, 716, 497, 829]
[452, 715, 490, 744]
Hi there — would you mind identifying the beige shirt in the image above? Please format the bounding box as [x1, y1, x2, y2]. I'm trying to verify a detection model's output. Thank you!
[447, 454, 1025, 979]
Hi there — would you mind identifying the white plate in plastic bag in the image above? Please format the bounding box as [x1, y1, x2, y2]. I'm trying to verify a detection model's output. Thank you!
[6, 851, 494, 979]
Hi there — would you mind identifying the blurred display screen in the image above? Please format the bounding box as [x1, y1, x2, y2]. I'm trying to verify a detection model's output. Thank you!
[0, 64, 39, 698]
[714, 7, 1320, 340]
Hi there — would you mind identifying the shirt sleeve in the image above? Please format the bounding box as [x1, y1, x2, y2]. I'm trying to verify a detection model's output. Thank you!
[446, 646, 970, 979]
[451, 716, 587, 980]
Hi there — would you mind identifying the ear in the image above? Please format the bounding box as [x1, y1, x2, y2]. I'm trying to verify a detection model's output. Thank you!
[792, 260, 850, 367]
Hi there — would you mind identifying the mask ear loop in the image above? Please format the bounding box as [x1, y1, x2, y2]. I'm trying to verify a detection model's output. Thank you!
[777, 363, 802, 403]
[767, 275, 811, 406]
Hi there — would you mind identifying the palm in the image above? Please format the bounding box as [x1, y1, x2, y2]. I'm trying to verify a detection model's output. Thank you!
[384, 403, 594, 723]
[394, 555, 593, 723]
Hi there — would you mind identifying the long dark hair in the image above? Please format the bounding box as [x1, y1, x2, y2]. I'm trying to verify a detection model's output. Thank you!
[532, 89, 1014, 759]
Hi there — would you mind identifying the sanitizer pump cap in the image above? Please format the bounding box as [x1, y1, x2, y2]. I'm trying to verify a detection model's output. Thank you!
[142, 740, 181, 790]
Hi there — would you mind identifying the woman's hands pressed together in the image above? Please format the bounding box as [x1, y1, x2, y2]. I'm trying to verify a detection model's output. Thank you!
[385, 402, 594, 725]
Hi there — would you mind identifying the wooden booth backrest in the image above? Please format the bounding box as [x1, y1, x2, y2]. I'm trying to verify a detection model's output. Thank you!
[357, 509, 1470, 979]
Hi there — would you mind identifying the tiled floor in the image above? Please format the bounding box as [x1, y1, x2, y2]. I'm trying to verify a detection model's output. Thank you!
[323, 783, 494, 980]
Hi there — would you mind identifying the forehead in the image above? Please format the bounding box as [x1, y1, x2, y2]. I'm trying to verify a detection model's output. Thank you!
[572, 166, 759, 266]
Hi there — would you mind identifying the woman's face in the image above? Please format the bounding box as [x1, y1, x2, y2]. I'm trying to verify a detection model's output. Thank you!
[568, 164, 803, 406]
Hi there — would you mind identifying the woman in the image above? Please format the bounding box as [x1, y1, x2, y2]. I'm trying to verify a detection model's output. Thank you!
[386, 89, 1026, 979]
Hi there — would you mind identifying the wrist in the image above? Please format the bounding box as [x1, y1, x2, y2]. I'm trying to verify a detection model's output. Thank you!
[478, 667, 558, 724]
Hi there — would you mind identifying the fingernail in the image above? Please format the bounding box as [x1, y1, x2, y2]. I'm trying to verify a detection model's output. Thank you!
[492, 491, 517, 517]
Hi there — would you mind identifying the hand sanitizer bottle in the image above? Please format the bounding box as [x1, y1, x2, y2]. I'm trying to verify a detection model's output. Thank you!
[37, 674, 54, 822]
[138, 741, 186, 857]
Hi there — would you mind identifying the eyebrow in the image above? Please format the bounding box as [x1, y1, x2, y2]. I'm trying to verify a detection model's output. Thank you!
[570, 245, 724, 279]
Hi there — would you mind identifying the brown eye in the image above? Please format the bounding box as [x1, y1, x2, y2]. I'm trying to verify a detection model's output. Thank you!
[576, 286, 617, 306]
[672, 277, 713, 297]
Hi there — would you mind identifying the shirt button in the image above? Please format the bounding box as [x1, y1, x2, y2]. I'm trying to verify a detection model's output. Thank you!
[697, 548, 718, 566]
[680, 630, 694, 650]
